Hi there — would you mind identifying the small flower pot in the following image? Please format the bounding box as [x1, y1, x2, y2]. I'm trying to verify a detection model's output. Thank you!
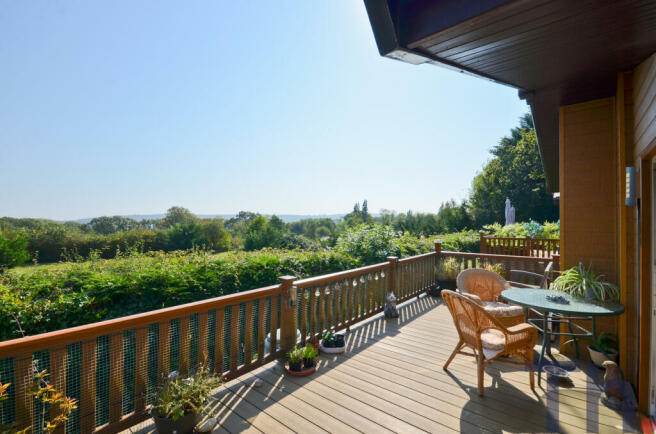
[588, 345, 618, 368]
[320, 337, 346, 354]
[285, 362, 316, 376]
[151, 410, 201, 434]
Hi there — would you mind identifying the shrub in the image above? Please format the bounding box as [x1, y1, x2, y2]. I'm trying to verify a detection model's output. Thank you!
[438, 231, 479, 253]
[335, 224, 401, 265]
[0, 249, 359, 340]
[482, 220, 560, 239]
[0, 230, 30, 268]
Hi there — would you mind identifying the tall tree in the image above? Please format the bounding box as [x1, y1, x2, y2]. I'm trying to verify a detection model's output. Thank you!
[469, 114, 557, 226]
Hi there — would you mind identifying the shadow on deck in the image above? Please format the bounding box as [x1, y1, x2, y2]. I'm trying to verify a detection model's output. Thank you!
[128, 295, 638, 433]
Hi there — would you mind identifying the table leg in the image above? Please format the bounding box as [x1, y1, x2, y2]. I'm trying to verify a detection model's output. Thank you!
[538, 312, 548, 386]
[566, 315, 579, 359]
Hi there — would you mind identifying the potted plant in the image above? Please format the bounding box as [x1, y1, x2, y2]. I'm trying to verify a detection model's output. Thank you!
[151, 366, 221, 434]
[285, 344, 317, 376]
[435, 257, 460, 290]
[319, 331, 346, 354]
[586, 332, 619, 368]
[302, 343, 319, 368]
[551, 263, 620, 302]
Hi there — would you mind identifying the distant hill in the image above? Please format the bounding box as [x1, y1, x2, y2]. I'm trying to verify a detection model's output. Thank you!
[73, 214, 347, 224]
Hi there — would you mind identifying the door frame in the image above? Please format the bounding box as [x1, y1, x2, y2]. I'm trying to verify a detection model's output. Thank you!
[639, 145, 656, 414]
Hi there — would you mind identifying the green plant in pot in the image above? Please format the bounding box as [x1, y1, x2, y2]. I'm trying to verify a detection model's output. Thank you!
[322, 331, 337, 348]
[585, 332, 619, 368]
[287, 346, 303, 372]
[551, 263, 619, 302]
[302, 343, 319, 368]
[435, 257, 461, 290]
[151, 366, 221, 434]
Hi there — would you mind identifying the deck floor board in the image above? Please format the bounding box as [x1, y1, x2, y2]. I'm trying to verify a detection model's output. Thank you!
[127, 295, 637, 433]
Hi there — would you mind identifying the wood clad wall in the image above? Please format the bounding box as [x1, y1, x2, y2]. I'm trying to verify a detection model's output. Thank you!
[634, 53, 656, 158]
[617, 72, 638, 385]
[632, 52, 656, 414]
[559, 97, 619, 355]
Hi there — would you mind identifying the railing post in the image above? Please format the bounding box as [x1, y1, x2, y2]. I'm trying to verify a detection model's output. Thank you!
[552, 253, 560, 272]
[386, 256, 399, 296]
[278, 276, 297, 354]
[479, 231, 486, 253]
[525, 236, 532, 257]
[434, 240, 442, 287]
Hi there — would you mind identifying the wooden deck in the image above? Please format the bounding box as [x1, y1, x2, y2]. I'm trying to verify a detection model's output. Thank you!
[127, 295, 638, 433]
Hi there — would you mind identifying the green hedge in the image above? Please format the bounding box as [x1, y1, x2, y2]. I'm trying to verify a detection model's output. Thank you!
[0, 249, 357, 341]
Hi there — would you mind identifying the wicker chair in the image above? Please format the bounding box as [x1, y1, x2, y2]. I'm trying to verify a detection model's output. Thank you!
[456, 269, 524, 327]
[442, 290, 538, 396]
[508, 261, 554, 289]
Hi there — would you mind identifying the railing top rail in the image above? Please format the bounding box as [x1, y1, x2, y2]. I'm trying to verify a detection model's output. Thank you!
[441, 250, 555, 262]
[0, 283, 282, 357]
[295, 261, 392, 288]
[482, 235, 559, 242]
[398, 251, 436, 264]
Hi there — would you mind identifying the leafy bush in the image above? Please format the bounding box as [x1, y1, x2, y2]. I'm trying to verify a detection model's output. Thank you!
[335, 224, 401, 265]
[438, 230, 479, 253]
[0, 230, 30, 268]
[0, 249, 358, 340]
[482, 220, 559, 239]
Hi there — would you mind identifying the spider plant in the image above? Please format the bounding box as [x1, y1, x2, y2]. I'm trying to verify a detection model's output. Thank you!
[550, 263, 619, 302]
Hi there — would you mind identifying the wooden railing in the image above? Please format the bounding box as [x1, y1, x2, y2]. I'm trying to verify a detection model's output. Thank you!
[0, 252, 438, 434]
[0, 283, 287, 434]
[439, 249, 558, 281]
[0, 244, 551, 433]
[479, 231, 559, 258]
[293, 252, 437, 345]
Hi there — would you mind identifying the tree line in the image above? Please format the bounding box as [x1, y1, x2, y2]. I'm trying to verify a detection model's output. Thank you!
[0, 113, 557, 268]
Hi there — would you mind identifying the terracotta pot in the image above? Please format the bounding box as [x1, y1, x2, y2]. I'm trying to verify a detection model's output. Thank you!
[285, 362, 316, 376]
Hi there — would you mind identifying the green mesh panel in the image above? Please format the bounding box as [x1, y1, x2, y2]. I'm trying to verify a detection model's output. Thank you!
[207, 310, 216, 372]
[223, 307, 231, 372]
[95, 336, 110, 426]
[122, 330, 136, 414]
[169, 319, 180, 373]
[146, 324, 159, 405]
[252, 300, 259, 359]
[0, 357, 15, 426]
[264, 297, 271, 344]
[189, 314, 199, 373]
[238, 303, 246, 366]
[65, 343, 81, 434]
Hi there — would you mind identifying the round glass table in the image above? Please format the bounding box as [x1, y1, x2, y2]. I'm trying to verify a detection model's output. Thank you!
[501, 288, 624, 385]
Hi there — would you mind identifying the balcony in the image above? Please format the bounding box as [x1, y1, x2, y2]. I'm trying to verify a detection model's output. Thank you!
[0, 247, 639, 433]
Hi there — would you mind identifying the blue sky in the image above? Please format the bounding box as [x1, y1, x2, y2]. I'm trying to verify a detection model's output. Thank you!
[0, 1, 528, 220]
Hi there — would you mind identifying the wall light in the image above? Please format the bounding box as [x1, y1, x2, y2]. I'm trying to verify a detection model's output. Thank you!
[625, 166, 636, 206]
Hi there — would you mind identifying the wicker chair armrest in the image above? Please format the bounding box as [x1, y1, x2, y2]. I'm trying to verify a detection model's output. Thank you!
[506, 323, 537, 336]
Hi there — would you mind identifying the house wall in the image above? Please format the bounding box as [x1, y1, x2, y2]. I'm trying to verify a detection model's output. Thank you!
[632, 52, 656, 414]
[617, 72, 639, 388]
[559, 98, 619, 359]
